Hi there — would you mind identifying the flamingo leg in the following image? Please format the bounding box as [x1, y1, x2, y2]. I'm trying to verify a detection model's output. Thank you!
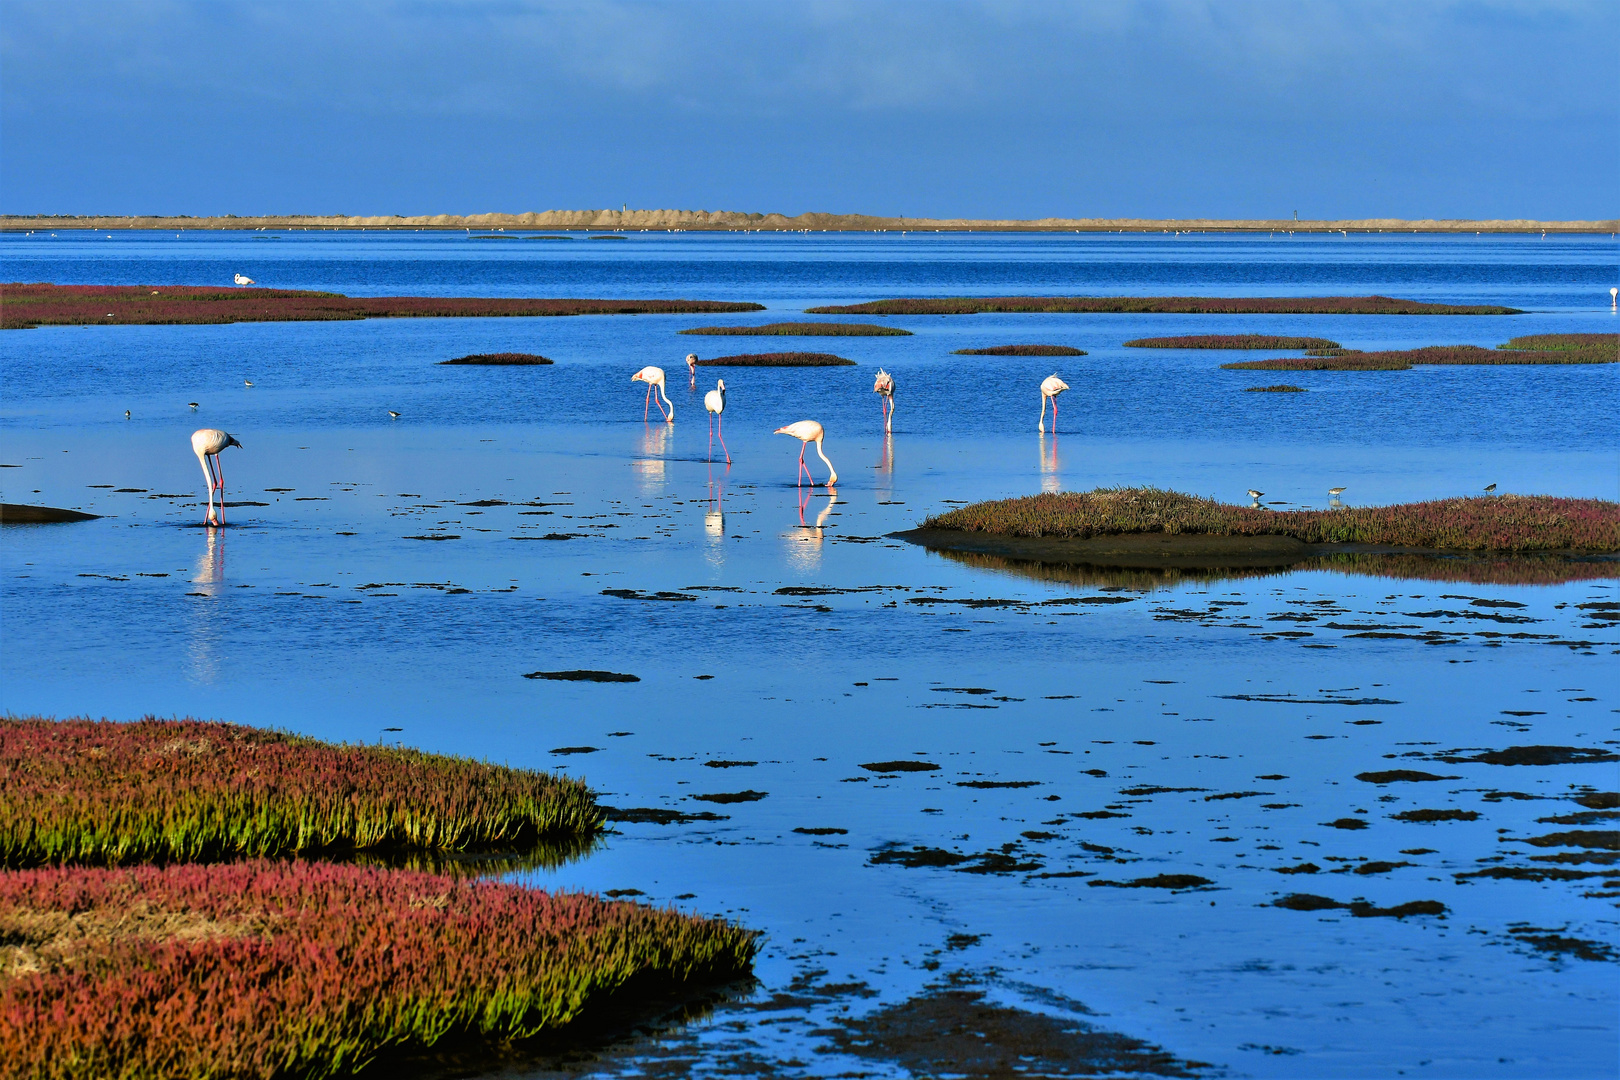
[797, 444, 809, 486]
[213, 453, 227, 525]
[707, 411, 714, 462]
[716, 412, 730, 465]
[886, 395, 894, 434]
[199, 454, 216, 525]
[643, 383, 652, 421]
[1051, 399, 1058, 435]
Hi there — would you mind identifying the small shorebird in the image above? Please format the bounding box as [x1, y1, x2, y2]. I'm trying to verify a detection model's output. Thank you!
[191, 428, 243, 526]
[704, 379, 730, 465]
[1484, 483, 1497, 494]
[1247, 489, 1264, 505]
[188, 402, 199, 410]
[1328, 486, 1346, 497]
[233, 273, 254, 286]
[1038, 374, 1068, 433]
[244, 380, 254, 388]
[124, 410, 131, 419]
[775, 420, 837, 487]
[631, 366, 674, 423]
[387, 410, 400, 420]
[873, 369, 895, 433]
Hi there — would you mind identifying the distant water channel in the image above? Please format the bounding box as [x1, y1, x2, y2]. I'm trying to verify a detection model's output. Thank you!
[3, 231, 1617, 1077]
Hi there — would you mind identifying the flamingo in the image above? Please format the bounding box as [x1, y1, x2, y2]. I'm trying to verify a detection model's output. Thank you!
[873, 368, 895, 432]
[1610, 287, 1617, 310]
[1038, 374, 1069, 433]
[704, 379, 731, 465]
[774, 421, 837, 487]
[686, 353, 699, 384]
[631, 366, 674, 422]
[191, 428, 242, 526]
[233, 273, 254, 286]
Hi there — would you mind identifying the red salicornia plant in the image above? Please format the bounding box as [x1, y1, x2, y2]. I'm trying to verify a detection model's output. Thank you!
[1123, 334, 1340, 349]
[0, 860, 757, 1079]
[0, 717, 602, 866]
[678, 322, 910, 336]
[1222, 344, 1617, 371]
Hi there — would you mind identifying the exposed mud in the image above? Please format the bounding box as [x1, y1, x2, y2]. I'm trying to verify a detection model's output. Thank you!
[524, 670, 640, 683]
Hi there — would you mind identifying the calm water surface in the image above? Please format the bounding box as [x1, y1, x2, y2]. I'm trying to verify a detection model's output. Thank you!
[3, 232, 1617, 1077]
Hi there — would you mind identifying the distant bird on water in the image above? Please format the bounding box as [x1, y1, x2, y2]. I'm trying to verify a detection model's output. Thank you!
[244, 380, 254, 388]
[233, 273, 254, 286]
[1038, 374, 1069, 433]
[775, 420, 838, 487]
[1610, 287, 1617, 310]
[388, 410, 400, 420]
[704, 379, 730, 465]
[686, 352, 699, 379]
[631, 366, 674, 423]
[124, 410, 131, 419]
[1328, 486, 1346, 497]
[1484, 483, 1497, 494]
[188, 402, 199, 410]
[191, 428, 243, 526]
[873, 368, 895, 433]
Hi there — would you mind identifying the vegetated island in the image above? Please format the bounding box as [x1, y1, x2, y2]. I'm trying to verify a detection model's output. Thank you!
[1224, 340, 1617, 371]
[441, 353, 553, 365]
[679, 322, 910, 336]
[0, 717, 758, 1074]
[0, 717, 602, 865]
[0, 504, 100, 523]
[896, 488, 1620, 570]
[1125, 334, 1340, 349]
[6, 210, 1614, 234]
[1245, 385, 1306, 393]
[695, 352, 856, 366]
[0, 284, 764, 329]
[1500, 333, 1617, 351]
[0, 859, 756, 1078]
[806, 296, 1519, 316]
[953, 345, 1086, 356]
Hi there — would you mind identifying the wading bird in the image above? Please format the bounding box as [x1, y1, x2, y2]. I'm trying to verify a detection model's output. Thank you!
[775, 420, 837, 487]
[387, 410, 400, 420]
[1484, 483, 1497, 494]
[191, 428, 243, 526]
[233, 273, 254, 286]
[873, 368, 895, 433]
[1610, 287, 1617, 310]
[1038, 374, 1069, 433]
[631, 366, 674, 422]
[1328, 486, 1346, 498]
[1247, 489, 1264, 501]
[686, 353, 699, 381]
[188, 402, 199, 410]
[244, 380, 254, 388]
[124, 410, 131, 419]
[703, 379, 731, 465]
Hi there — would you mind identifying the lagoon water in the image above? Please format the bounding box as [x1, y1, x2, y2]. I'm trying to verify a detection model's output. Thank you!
[3, 231, 1617, 1077]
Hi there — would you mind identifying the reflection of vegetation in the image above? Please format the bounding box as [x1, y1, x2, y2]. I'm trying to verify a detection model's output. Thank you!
[923, 488, 1620, 553]
[0, 718, 603, 867]
[0, 860, 758, 1078]
[345, 831, 604, 877]
[928, 546, 1619, 590]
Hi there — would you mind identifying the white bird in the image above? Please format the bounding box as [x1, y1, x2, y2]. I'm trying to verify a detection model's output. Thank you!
[631, 366, 674, 423]
[191, 428, 243, 526]
[704, 379, 731, 465]
[686, 353, 699, 379]
[1610, 287, 1617, 310]
[873, 368, 895, 433]
[1247, 489, 1264, 500]
[775, 420, 837, 487]
[233, 273, 254, 286]
[1038, 374, 1069, 433]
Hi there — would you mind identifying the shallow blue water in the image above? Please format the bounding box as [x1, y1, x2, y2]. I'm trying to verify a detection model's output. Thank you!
[2, 232, 1617, 1077]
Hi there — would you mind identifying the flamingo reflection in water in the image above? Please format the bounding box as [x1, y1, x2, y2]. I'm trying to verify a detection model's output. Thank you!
[187, 528, 226, 682]
[631, 422, 671, 493]
[786, 489, 837, 573]
[1038, 432, 1061, 493]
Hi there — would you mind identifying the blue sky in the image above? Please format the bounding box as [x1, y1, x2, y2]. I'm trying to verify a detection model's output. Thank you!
[2, 0, 1614, 219]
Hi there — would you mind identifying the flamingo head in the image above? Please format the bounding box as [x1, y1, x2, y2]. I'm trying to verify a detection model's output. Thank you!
[224, 433, 243, 449]
[686, 353, 698, 369]
[715, 378, 726, 392]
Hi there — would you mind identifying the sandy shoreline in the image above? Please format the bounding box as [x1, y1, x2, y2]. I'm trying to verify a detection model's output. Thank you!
[4, 209, 1615, 233]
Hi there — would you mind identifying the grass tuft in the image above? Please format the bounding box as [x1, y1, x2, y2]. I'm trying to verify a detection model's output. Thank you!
[693, 352, 855, 366]
[1124, 335, 1339, 349]
[952, 345, 1086, 356]
[678, 322, 909, 336]
[921, 488, 1620, 552]
[0, 860, 756, 1078]
[0, 717, 602, 867]
[806, 296, 1520, 316]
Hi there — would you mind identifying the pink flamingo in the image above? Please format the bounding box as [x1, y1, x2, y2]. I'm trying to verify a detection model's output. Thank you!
[1038, 374, 1069, 433]
[873, 368, 895, 433]
[686, 352, 699, 385]
[704, 379, 731, 465]
[631, 366, 674, 422]
[190, 428, 242, 526]
[774, 421, 838, 487]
